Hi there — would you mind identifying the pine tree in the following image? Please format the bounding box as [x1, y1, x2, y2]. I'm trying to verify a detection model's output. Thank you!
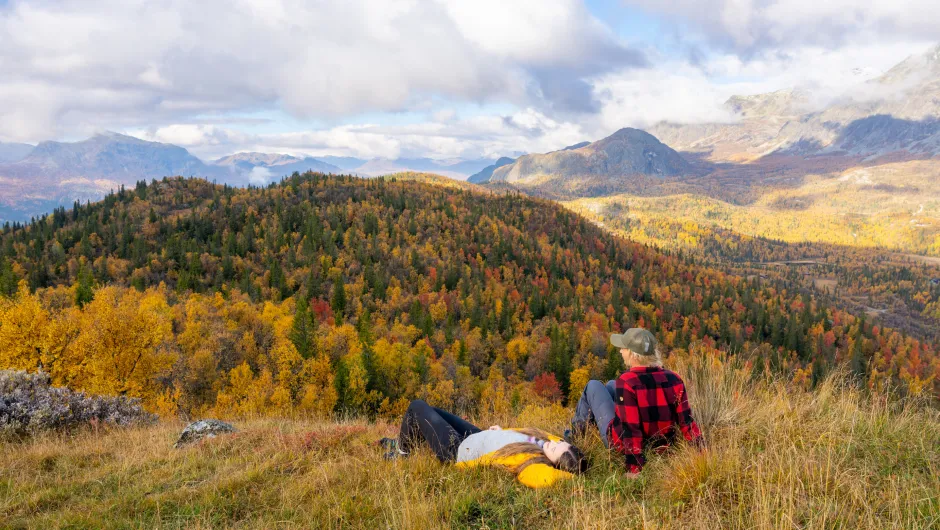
[75, 264, 95, 308]
[290, 296, 317, 359]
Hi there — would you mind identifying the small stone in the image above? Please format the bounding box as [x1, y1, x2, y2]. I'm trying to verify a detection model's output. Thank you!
[174, 419, 237, 448]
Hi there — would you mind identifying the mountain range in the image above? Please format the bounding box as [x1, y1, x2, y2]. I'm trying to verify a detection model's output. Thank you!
[648, 44, 940, 162]
[3, 44, 939, 225]
[471, 43, 940, 199]
[0, 135, 504, 223]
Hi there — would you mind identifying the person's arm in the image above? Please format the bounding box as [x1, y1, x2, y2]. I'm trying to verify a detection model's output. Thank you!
[608, 375, 646, 473]
[673, 377, 704, 448]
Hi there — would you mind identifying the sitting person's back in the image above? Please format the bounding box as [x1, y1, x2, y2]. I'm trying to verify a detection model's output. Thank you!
[610, 363, 703, 473]
[569, 328, 704, 475]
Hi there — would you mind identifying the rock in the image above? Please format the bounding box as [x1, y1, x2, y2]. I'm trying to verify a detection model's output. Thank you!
[174, 419, 237, 448]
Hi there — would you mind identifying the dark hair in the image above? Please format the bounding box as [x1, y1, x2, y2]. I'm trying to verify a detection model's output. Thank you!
[556, 445, 588, 474]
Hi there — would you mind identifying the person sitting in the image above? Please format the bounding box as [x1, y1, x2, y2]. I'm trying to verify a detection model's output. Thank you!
[379, 399, 588, 488]
[567, 328, 703, 476]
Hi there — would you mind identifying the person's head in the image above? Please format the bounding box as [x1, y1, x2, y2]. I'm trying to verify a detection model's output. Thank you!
[611, 328, 663, 368]
[542, 439, 588, 474]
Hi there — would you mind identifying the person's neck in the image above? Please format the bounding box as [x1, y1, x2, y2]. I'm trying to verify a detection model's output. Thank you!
[629, 363, 660, 370]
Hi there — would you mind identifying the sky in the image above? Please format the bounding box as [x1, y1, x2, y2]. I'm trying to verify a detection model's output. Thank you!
[0, 0, 936, 161]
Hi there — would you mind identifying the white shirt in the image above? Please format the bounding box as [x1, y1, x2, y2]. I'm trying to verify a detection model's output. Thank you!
[455, 430, 540, 462]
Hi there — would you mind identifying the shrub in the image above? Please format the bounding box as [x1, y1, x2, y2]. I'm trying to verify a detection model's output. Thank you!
[0, 370, 156, 438]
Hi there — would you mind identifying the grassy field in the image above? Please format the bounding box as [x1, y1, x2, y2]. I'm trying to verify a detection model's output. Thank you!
[2, 353, 939, 529]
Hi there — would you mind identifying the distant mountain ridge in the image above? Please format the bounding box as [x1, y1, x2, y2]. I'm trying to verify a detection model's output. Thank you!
[12, 133, 218, 181]
[648, 43, 940, 161]
[0, 133, 505, 223]
[482, 128, 692, 186]
[214, 152, 340, 177]
[468, 157, 515, 183]
[0, 142, 34, 163]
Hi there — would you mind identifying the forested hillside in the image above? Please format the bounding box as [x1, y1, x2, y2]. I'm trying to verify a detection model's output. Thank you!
[0, 173, 937, 418]
[564, 201, 940, 342]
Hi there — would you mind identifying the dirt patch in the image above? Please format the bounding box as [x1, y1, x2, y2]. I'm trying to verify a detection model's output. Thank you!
[813, 278, 837, 291]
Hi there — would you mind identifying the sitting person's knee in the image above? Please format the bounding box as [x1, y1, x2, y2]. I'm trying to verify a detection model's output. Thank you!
[408, 399, 429, 410]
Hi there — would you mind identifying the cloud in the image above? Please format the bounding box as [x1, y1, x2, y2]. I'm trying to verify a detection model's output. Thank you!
[0, 0, 644, 142]
[136, 106, 589, 161]
[623, 0, 938, 56]
[248, 166, 273, 184]
[135, 39, 936, 162]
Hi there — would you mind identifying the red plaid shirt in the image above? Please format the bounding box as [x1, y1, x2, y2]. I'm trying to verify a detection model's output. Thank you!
[609, 366, 703, 473]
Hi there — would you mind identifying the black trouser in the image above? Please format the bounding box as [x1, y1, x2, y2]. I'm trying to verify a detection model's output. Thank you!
[398, 400, 481, 462]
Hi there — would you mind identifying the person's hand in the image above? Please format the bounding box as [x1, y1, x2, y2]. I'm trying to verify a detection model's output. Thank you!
[624, 472, 640, 479]
[488, 425, 501, 430]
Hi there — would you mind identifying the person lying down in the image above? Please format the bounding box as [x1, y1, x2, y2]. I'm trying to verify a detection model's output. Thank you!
[379, 399, 588, 488]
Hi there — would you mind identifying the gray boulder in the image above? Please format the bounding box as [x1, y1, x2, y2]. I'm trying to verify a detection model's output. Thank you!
[174, 419, 237, 448]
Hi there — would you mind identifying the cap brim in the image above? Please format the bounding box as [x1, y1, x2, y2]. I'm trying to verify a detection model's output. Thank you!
[610, 334, 627, 348]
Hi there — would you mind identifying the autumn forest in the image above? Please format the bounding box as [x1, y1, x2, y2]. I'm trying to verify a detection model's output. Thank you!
[0, 173, 936, 422]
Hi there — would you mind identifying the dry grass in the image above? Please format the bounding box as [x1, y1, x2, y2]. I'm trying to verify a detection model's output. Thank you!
[2, 353, 939, 529]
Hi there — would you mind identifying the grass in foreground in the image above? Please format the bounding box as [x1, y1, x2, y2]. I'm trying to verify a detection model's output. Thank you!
[2, 354, 939, 529]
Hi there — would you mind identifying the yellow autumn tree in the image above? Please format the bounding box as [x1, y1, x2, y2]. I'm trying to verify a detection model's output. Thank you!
[299, 354, 338, 417]
[568, 366, 591, 405]
[0, 281, 48, 372]
[64, 286, 174, 404]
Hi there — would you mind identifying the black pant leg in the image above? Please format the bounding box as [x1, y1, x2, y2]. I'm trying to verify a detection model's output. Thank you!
[432, 407, 481, 438]
[398, 400, 463, 462]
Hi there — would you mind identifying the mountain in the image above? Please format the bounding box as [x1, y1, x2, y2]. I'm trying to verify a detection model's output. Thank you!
[0, 142, 33, 163]
[350, 157, 496, 179]
[486, 128, 692, 186]
[0, 131, 500, 222]
[16, 133, 217, 180]
[213, 152, 340, 180]
[439, 158, 500, 176]
[315, 156, 368, 171]
[468, 156, 515, 183]
[648, 44, 940, 161]
[0, 133, 238, 223]
[562, 141, 591, 150]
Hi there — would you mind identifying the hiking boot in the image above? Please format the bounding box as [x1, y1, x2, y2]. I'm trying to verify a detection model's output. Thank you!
[565, 422, 587, 444]
[378, 437, 407, 460]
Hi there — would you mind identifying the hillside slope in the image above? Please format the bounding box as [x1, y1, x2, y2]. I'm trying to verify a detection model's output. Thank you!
[2, 352, 937, 528]
[1, 173, 936, 419]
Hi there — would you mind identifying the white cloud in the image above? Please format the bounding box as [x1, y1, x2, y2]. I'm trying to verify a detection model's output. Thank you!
[623, 0, 938, 55]
[248, 166, 273, 184]
[587, 40, 936, 133]
[1, 0, 935, 159]
[136, 106, 589, 161]
[0, 0, 642, 142]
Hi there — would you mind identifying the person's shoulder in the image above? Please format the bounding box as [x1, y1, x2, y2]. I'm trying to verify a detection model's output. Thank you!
[661, 368, 686, 385]
[617, 370, 640, 384]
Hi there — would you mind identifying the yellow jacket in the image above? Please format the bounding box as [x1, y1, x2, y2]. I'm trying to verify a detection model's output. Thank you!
[453, 429, 574, 488]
